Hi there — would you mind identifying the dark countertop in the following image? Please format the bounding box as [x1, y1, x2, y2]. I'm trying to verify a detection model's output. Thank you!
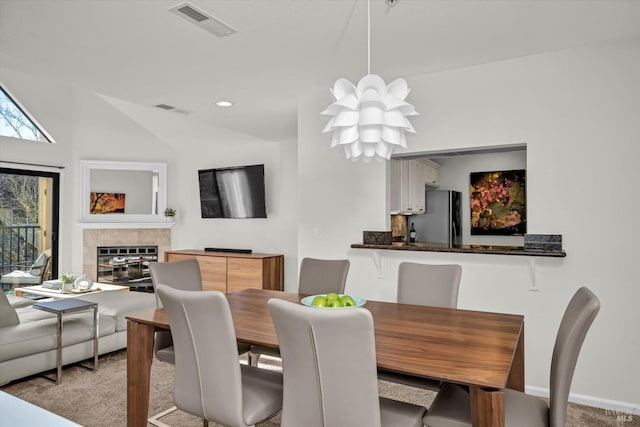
[351, 242, 566, 257]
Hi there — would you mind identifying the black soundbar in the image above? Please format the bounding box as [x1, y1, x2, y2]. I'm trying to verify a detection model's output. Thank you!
[204, 247, 252, 254]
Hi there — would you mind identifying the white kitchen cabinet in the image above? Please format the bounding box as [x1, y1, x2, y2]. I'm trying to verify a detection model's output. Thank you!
[390, 159, 404, 213]
[422, 158, 441, 188]
[390, 159, 439, 214]
[407, 160, 427, 213]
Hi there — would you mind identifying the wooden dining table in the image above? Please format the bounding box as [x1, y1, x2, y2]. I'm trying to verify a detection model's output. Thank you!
[126, 288, 524, 427]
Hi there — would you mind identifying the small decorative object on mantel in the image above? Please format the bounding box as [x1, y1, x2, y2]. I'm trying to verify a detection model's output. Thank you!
[164, 208, 176, 221]
[524, 234, 563, 252]
[363, 231, 392, 245]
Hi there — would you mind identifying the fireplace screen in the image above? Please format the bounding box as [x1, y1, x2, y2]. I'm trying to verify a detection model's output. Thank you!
[97, 246, 158, 291]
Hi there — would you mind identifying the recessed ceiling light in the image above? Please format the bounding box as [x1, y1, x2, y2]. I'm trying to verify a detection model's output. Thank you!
[215, 101, 233, 107]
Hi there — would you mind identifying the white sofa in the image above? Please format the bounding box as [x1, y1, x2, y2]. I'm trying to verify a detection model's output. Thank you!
[0, 290, 156, 385]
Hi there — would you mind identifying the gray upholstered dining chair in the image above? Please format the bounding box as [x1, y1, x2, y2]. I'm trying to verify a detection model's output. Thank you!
[150, 259, 203, 365]
[156, 285, 283, 427]
[295, 257, 350, 295]
[148, 259, 251, 426]
[268, 298, 426, 427]
[424, 286, 600, 427]
[249, 257, 350, 365]
[378, 262, 462, 391]
[396, 262, 462, 308]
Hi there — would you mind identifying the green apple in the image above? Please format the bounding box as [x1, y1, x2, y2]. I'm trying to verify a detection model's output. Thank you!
[327, 298, 344, 308]
[311, 296, 328, 307]
[340, 295, 356, 307]
[326, 292, 340, 301]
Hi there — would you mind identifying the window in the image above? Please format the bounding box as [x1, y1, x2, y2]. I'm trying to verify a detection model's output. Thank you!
[0, 84, 54, 143]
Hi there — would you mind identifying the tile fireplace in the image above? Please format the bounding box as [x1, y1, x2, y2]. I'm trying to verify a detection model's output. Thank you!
[82, 227, 171, 290]
[96, 245, 157, 291]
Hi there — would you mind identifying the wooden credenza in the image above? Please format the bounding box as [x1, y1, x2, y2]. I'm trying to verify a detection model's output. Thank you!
[164, 250, 284, 293]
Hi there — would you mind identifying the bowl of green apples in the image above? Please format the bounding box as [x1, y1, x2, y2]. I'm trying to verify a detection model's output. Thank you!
[301, 292, 366, 308]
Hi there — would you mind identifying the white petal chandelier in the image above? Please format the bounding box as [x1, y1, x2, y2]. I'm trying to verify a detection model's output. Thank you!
[321, 0, 417, 162]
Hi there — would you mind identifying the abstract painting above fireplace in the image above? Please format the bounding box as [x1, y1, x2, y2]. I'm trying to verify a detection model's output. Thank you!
[90, 192, 126, 214]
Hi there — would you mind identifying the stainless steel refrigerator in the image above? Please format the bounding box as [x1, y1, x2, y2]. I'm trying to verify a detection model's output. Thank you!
[412, 190, 462, 245]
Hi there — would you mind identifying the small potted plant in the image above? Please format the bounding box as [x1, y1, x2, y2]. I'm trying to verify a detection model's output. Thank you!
[164, 208, 176, 222]
[60, 272, 76, 292]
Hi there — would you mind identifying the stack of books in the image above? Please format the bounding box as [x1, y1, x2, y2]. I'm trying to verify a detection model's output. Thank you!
[41, 279, 63, 290]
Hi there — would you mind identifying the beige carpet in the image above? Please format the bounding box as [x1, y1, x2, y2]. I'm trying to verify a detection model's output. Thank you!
[1, 350, 635, 427]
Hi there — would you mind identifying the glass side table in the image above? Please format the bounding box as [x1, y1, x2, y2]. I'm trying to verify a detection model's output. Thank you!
[32, 298, 99, 384]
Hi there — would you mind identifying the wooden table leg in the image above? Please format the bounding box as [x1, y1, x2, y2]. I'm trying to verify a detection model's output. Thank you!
[127, 320, 155, 427]
[469, 323, 524, 426]
[470, 386, 505, 427]
[506, 322, 525, 392]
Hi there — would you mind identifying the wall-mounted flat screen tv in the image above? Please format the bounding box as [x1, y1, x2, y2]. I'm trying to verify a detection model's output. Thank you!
[198, 164, 267, 218]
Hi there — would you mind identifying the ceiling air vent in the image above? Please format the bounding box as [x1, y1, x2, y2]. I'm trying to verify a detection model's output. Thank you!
[154, 104, 175, 110]
[169, 2, 238, 38]
[176, 4, 208, 22]
[154, 104, 188, 115]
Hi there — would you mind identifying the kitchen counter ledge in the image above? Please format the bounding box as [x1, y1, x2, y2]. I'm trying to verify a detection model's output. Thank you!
[351, 243, 566, 258]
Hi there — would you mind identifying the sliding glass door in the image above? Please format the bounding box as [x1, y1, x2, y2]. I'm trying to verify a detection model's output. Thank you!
[0, 167, 59, 289]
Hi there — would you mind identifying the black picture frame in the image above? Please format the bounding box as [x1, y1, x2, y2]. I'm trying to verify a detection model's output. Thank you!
[470, 169, 526, 236]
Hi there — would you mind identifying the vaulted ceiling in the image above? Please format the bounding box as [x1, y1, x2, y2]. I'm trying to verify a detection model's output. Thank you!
[2, 0, 640, 142]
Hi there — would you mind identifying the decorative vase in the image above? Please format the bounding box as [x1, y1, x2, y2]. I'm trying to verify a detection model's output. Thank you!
[74, 274, 93, 291]
[62, 281, 74, 292]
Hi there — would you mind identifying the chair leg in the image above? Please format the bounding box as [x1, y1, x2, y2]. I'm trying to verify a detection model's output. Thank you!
[148, 406, 178, 427]
[248, 351, 260, 367]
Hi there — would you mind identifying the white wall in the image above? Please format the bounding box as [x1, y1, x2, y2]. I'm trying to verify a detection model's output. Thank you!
[0, 70, 75, 273]
[0, 69, 300, 290]
[171, 137, 299, 289]
[298, 39, 640, 412]
[0, 71, 166, 272]
[100, 97, 300, 289]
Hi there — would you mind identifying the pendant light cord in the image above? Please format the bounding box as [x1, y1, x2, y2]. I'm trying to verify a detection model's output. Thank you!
[367, 0, 371, 75]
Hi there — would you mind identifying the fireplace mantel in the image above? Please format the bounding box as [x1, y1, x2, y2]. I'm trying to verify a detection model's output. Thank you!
[78, 222, 174, 229]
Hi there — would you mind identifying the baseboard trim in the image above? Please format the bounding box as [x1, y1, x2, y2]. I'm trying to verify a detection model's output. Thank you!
[526, 385, 640, 416]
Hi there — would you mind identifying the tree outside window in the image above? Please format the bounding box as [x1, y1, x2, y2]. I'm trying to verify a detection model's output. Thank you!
[0, 85, 52, 142]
